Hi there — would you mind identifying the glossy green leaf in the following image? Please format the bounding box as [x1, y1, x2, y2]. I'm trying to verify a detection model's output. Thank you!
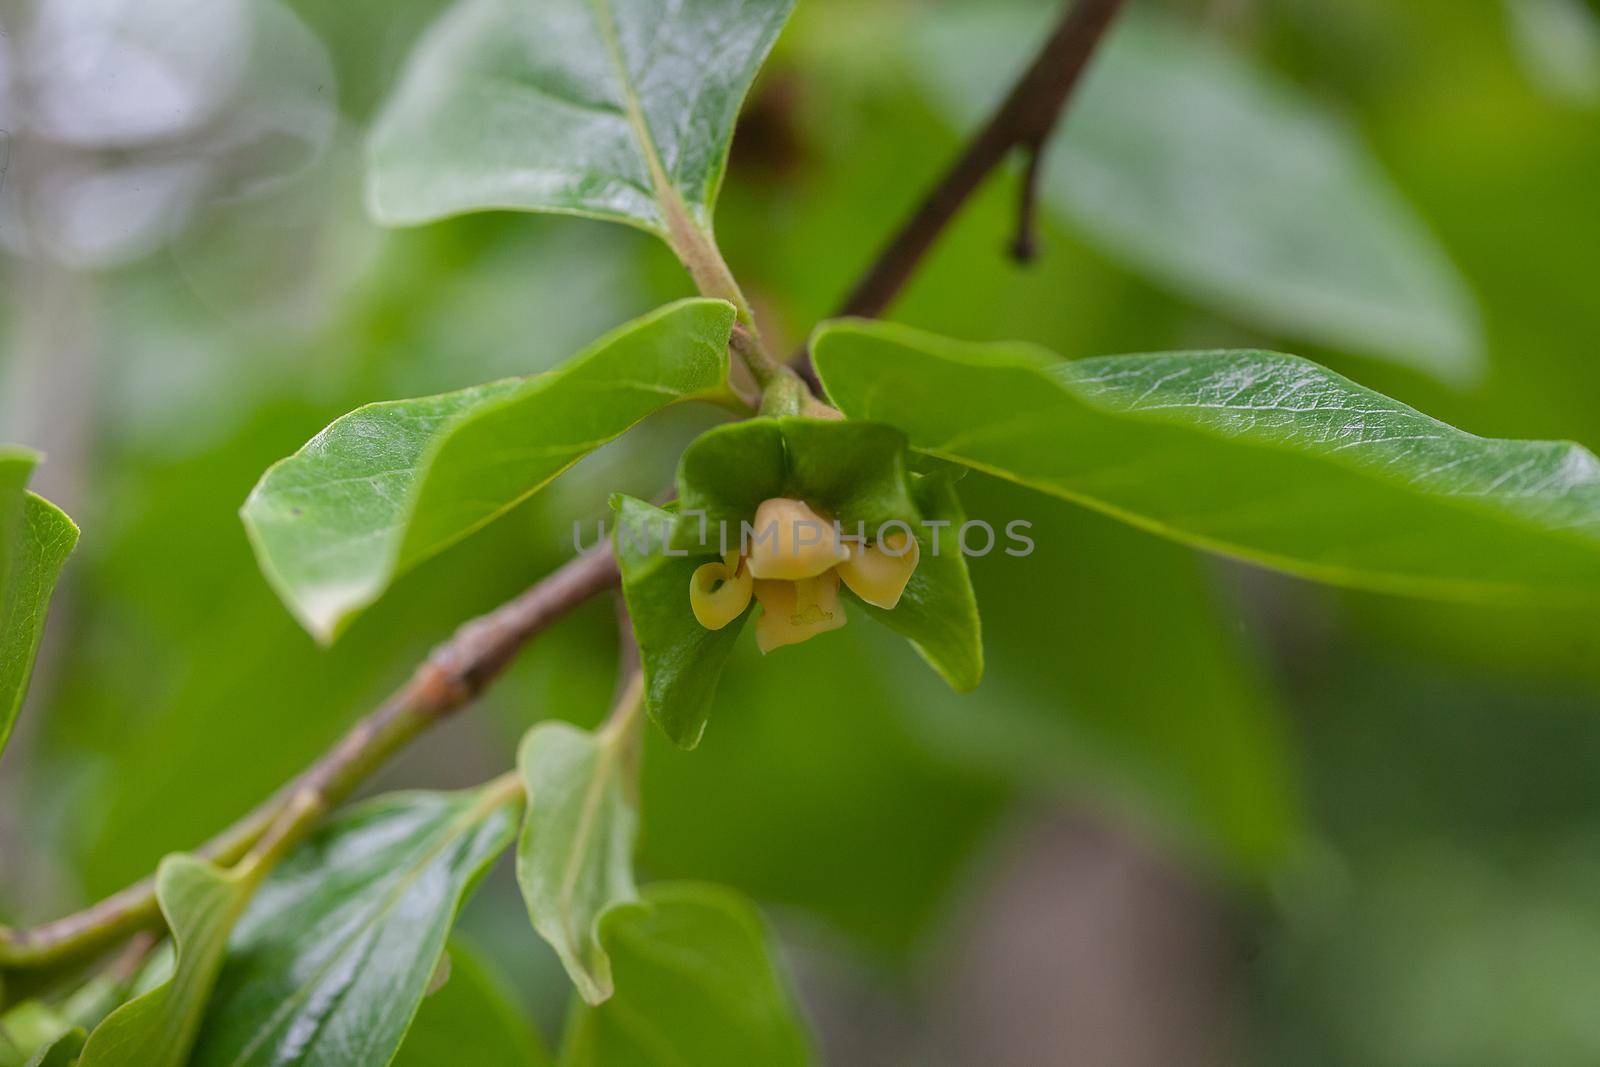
[394, 938, 548, 1067]
[368, 0, 794, 236]
[190, 786, 518, 1067]
[612, 495, 742, 748]
[812, 319, 1600, 601]
[515, 719, 638, 1004]
[915, 8, 1483, 383]
[241, 298, 734, 641]
[79, 854, 260, 1067]
[559, 883, 811, 1067]
[0, 448, 79, 758]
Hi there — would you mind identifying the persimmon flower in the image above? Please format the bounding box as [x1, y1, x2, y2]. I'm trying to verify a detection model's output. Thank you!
[688, 497, 921, 651]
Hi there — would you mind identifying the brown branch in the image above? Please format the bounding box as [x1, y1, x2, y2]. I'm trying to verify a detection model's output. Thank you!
[832, 0, 1125, 321]
[0, 546, 619, 969]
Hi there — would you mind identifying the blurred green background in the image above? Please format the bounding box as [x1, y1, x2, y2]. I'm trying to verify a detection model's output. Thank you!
[4, 0, 1600, 1062]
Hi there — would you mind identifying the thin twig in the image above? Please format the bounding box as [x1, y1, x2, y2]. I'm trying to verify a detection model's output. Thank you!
[0, 547, 619, 969]
[1010, 138, 1048, 263]
[832, 0, 1125, 321]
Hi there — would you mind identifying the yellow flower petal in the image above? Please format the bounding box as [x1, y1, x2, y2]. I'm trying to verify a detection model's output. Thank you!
[837, 530, 920, 610]
[745, 498, 848, 580]
[753, 572, 847, 652]
[689, 557, 753, 630]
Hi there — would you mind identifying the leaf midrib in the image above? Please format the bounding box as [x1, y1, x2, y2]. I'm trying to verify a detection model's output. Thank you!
[586, 0, 698, 233]
[840, 344, 1600, 569]
[553, 736, 624, 961]
[218, 795, 512, 1067]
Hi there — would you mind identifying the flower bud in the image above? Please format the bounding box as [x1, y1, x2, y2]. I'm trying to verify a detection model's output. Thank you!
[753, 571, 846, 652]
[745, 497, 848, 580]
[837, 530, 920, 610]
[689, 552, 753, 630]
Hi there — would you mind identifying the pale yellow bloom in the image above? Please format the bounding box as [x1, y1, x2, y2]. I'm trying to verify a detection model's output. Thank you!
[836, 529, 919, 609]
[745, 498, 849, 580]
[689, 550, 752, 630]
[753, 571, 846, 652]
[687, 497, 922, 653]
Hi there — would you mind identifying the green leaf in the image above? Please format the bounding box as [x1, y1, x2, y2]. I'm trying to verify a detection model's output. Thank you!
[612, 495, 742, 748]
[559, 883, 811, 1067]
[79, 854, 261, 1067]
[190, 785, 518, 1067]
[0, 955, 137, 1067]
[847, 469, 982, 692]
[241, 298, 734, 641]
[812, 319, 1600, 602]
[0, 1001, 85, 1067]
[394, 938, 549, 1067]
[368, 0, 794, 237]
[1, 1001, 70, 1067]
[22, 1030, 83, 1067]
[0, 448, 79, 757]
[515, 718, 638, 1004]
[915, 8, 1483, 383]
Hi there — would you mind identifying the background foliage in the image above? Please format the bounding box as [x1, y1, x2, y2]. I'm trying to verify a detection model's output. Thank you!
[5, 0, 1600, 1062]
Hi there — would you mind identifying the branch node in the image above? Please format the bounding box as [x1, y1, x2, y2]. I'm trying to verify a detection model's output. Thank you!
[1010, 140, 1048, 265]
[819, 0, 1125, 326]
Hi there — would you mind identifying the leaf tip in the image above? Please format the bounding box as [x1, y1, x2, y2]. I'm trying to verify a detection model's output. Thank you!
[572, 966, 615, 1007]
[650, 700, 709, 751]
